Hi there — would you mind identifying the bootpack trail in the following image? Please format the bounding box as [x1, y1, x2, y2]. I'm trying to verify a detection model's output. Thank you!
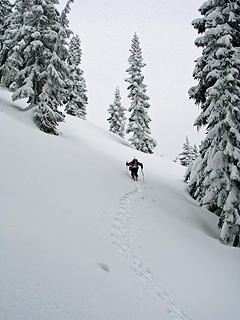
[111, 181, 192, 320]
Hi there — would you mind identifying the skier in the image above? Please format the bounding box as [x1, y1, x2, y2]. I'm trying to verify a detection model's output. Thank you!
[126, 158, 143, 181]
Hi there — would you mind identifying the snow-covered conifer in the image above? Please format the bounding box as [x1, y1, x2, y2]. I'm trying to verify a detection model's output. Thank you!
[0, 0, 12, 82]
[188, 0, 240, 246]
[1, 0, 74, 134]
[65, 34, 88, 119]
[0, 1, 12, 47]
[0, 0, 12, 43]
[0, 0, 12, 26]
[176, 136, 199, 167]
[34, 0, 74, 134]
[107, 86, 126, 137]
[0, 0, 31, 87]
[125, 33, 157, 153]
[178, 136, 194, 167]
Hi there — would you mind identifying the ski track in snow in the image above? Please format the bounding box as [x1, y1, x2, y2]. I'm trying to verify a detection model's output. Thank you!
[111, 182, 192, 320]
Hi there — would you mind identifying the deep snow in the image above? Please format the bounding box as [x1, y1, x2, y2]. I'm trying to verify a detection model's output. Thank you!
[0, 88, 239, 320]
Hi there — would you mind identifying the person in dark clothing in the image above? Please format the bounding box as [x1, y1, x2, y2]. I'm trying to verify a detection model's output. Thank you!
[126, 158, 143, 180]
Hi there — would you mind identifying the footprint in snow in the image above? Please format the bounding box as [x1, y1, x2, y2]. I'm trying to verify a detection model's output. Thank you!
[97, 262, 110, 273]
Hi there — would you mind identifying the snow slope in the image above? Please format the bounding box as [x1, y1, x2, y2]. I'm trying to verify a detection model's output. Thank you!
[0, 88, 239, 320]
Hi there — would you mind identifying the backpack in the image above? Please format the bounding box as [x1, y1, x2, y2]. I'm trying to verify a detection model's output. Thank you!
[131, 159, 138, 169]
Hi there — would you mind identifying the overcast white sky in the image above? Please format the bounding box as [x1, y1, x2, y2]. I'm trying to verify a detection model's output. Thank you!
[59, 0, 205, 159]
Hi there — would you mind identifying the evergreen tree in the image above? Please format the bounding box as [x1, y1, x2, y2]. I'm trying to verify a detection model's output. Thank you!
[0, 0, 12, 83]
[188, 0, 240, 246]
[176, 136, 199, 167]
[125, 33, 157, 153]
[0, 0, 32, 88]
[33, 0, 74, 134]
[65, 34, 88, 119]
[1, 0, 74, 134]
[178, 136, 197, 167]
[0, 0, 12, 27]
[107, 86, 126, 137]
[0, 0, 12, 51]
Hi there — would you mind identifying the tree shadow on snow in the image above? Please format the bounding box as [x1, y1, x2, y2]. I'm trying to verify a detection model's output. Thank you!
[0, 96, 35, 128]
[108, 131, 131, 148]
[181, 189, 219, 240]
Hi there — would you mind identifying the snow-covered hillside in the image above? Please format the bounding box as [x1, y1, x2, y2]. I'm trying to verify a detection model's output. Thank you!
[0, 88, 239, 320]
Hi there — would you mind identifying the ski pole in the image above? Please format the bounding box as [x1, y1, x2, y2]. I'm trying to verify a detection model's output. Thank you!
[141, 168, 144, 181]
